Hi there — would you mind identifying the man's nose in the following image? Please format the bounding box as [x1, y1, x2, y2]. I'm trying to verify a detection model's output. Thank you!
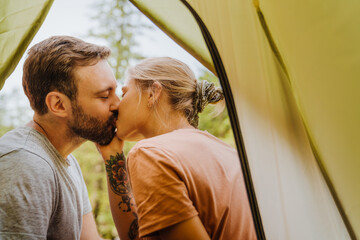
[110, 94, 121, 112]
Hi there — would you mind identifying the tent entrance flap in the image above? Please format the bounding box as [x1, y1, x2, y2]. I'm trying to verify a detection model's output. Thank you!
[0, 0, 54, 90]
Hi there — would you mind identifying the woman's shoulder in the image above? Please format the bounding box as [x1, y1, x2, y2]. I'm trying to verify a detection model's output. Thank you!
[136, 128, 201, 146]
[130, 128, 234, 155]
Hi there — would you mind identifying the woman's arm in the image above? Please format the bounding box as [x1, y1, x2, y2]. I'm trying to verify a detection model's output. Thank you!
[159, 216, 210, 240]
[97, 137, 139, 240]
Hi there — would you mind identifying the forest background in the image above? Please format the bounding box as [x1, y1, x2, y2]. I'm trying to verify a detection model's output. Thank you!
[0, 0, 235, 239]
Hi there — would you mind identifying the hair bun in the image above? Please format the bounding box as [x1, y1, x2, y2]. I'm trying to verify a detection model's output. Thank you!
[195, 80, 224, 112]
[190, 80, 224, 127]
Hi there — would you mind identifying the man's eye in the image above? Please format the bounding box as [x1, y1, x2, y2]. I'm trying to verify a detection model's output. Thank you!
[100, 96, 109, 99]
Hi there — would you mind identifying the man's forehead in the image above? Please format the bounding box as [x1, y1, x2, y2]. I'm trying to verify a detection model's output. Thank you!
[74, 62, 117, 93]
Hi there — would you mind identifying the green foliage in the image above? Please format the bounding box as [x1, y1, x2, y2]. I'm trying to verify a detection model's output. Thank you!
[0, 126, 13, 137]
[197, 70, 235, 147]
[73, 141, 118, 239]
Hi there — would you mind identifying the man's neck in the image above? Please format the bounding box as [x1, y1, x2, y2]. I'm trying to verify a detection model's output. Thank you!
[27, 115, 84, 159]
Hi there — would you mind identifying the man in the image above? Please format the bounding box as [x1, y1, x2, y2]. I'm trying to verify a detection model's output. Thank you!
[0, 36, 120, 239]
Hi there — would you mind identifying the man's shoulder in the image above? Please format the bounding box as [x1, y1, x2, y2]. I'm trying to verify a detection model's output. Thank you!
[0, 149, 58, 205]
[0, 127, 59, 166]
[0, 127, 30, 155]
[0, 127, 47, 154]
[0, 127, 57, 177]
[0, 148, 56, 177]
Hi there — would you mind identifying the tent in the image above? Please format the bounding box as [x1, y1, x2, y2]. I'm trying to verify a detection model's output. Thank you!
[1, 0, 359, 239]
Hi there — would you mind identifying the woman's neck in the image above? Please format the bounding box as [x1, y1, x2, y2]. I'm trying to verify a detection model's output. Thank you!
[143, 111, 194, 139]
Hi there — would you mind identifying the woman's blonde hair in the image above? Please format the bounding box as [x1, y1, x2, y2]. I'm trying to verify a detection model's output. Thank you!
[126, 57, 224, 127]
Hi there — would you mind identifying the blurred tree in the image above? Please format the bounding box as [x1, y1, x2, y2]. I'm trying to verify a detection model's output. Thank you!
[88, 0, 149, 81]
[6, 89, 32, 127]
[0, 88, 32, 129]
[0, 94, 13, 136]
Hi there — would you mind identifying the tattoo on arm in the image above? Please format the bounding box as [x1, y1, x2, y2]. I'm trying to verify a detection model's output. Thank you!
[105, 152, 130, 195]
[105, 152, 139, 239]
[118, 195, 133, 212]
[128, 212, 139, 240]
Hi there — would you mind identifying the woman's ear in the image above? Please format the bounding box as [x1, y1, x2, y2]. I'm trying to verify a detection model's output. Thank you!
[45, 91, 72, 118]
[148, 82, 162, 106]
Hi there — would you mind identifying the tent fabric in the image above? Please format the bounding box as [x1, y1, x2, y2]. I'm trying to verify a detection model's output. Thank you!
[0, 0, 54, 90]
[130, 0, 214, 74]
[258, 1, 360, 237]
[130, 0, 359, 239]
[0, 0, 358, 239]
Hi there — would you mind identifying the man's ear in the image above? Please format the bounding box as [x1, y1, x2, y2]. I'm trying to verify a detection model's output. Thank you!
[148, 82, 162, 106]
[45, 91, 72, 117]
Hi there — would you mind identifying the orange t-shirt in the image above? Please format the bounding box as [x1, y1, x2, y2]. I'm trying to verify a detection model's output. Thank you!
[127, 128, 256, 239]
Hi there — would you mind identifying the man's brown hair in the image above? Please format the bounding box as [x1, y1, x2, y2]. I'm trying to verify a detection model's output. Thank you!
[23, 35, 111, 115]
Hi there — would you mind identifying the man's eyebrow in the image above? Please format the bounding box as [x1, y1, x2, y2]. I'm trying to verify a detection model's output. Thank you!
[94, 86, 114, 95]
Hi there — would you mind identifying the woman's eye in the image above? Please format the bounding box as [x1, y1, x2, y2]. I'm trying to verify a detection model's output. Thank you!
[100, 96, 109, 99]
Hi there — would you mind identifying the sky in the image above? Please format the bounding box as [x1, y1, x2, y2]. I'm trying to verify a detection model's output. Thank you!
[0, 0, 204, 122]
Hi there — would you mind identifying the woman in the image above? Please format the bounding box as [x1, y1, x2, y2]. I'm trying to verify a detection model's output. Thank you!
[98, 57, 256, 240]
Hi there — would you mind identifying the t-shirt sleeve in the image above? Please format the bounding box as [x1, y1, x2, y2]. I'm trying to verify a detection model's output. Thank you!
[0, 150, 56, 239]
[127, 146, 198, 237]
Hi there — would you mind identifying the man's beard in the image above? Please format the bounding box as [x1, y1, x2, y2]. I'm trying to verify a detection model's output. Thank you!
[68, 102, 118, 146]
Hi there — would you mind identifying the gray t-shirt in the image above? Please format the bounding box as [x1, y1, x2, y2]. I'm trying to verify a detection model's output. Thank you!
[0, 127, 92, 239]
